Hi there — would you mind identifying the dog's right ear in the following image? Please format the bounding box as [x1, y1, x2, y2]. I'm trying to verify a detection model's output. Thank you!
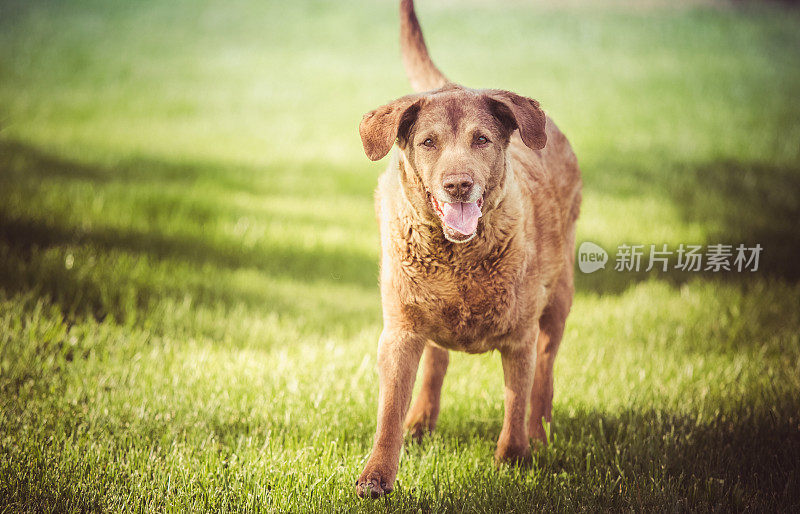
[359, 95, 422, 161]
[484, 89, 547, 151]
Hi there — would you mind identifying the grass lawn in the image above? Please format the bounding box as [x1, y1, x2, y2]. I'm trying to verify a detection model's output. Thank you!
[1, 0, 799, 511]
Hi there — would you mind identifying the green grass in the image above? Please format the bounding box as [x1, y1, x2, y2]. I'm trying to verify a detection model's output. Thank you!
[1, 0, 799, 511]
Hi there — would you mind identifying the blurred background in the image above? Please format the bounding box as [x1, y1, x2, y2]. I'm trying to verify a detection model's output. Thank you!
[1, 0, 798, 511]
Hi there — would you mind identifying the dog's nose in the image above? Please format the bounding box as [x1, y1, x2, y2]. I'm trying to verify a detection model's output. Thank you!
[442, 173, 474, 200]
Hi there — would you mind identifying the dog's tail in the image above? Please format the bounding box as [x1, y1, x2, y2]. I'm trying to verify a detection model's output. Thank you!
[400, 0, 448, 92]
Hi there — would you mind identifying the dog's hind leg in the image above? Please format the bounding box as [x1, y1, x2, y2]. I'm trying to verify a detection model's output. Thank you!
[528, 275, 572, 445]
[404, 342, 449, 441]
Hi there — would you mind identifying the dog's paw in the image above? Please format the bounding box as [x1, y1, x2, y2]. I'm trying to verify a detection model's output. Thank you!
[404, 403, 436, 443]
[528, 420, 548, 446]
[404, 415, 432, 443]
[494, 442, 532, 467]
[405, 424, 427, 444]
[355, 466, 395, 498]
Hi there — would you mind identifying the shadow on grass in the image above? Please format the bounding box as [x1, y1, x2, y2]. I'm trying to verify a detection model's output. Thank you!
[402, 390, 800, 510]
[0, 139, 256, 195]
[576, 159, 800, 295]
[0, 215, 379, 327]
[2, 138, 799, 328]
[0, 138, 372, 198]
[0, 138, 379, 327]
[675, 160, 800, 281]
[0, 216, 377, 288]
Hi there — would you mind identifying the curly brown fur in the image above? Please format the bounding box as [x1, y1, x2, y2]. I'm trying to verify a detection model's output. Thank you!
[355, 1, 582, 499]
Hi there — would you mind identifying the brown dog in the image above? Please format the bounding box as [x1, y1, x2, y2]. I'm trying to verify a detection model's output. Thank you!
[355, 0, 582, 498]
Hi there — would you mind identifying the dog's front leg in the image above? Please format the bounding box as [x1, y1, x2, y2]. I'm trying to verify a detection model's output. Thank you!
[495, 328, 538, 465]
[356, 328, 425, 498]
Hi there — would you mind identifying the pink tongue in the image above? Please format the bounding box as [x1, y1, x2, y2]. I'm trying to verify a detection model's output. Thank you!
[441, 201, 482, 236]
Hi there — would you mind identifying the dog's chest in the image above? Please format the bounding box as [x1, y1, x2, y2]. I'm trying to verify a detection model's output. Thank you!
[400, 250, 530, 352]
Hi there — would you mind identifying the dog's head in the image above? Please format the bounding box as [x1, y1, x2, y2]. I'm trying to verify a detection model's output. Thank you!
[360, 85, 546, 243]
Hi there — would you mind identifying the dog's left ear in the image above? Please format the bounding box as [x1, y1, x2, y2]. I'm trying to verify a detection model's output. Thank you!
[484, 90, 547, 150]
[359, 94, 422, 161]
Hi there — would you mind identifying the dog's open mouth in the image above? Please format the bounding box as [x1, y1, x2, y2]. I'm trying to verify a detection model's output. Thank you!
[430, 195, 483, 243]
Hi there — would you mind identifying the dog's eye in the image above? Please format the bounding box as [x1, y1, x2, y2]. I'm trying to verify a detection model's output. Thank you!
[474, 135, 489, 146]
[421, 138, 435, 148]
